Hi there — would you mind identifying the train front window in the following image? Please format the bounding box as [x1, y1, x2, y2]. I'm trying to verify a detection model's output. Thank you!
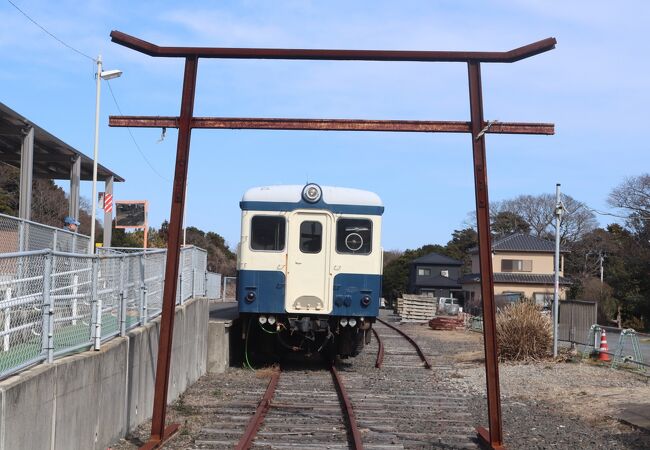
[336, 219, 372, 254]
[299, 221, 322, 253]
[251, 216, 286, 251]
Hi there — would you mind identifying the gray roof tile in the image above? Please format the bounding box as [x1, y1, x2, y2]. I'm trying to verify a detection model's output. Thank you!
[461, 272, 571, 285]
[469, 233, 565, 254]
[411, 252, 463, 265]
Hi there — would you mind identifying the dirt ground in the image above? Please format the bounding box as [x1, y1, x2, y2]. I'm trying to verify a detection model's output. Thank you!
[110, 324, 650, 449]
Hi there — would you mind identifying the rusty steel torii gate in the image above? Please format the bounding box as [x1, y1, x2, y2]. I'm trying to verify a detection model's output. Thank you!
[108, 30, 556, 450]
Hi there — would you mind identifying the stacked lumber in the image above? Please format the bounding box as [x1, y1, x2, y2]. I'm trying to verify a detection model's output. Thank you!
[395, 294, 437, 322]
[429, 316, 465, 330]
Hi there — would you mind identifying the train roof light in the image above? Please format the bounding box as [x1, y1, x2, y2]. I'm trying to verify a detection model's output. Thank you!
[302, 183, 322, 203]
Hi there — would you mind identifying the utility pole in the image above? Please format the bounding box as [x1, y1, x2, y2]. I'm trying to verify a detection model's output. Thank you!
[553, 183, 563, 358]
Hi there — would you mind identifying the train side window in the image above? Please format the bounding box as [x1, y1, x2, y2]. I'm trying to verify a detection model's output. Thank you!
[251, 216, 286, 251]
[336, 218, 372, 254]
[299, 221, 322, 253]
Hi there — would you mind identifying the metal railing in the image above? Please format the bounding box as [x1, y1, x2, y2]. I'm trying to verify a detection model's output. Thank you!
[0, 212, 90, 254]
[0, 245, 213, 380]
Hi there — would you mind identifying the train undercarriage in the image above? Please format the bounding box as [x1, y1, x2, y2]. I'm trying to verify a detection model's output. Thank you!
[241, 313, 374, 360]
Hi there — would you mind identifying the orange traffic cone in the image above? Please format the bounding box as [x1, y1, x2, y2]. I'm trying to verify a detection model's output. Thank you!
[598, 329, 610, 362]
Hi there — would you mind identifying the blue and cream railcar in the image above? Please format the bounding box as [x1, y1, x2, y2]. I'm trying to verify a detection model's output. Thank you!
[237, 183, 383, 357]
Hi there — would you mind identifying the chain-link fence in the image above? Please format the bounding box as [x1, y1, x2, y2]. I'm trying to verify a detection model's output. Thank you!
[0, 245, 213, 380]
[0, 212, 91, 254]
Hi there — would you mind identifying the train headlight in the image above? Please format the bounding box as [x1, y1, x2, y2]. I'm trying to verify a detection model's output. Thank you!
[361, 295, 371, 307]
[246, 291, 256, 303]
[349, 318, 357, 327]
[258, 315, 268, 324]
[339, 318, 349, 327]
[302, 183, 322, 203]
[268, 315, 276, 325]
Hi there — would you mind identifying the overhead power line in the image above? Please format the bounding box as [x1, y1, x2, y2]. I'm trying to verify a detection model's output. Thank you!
[6, 0, 170, 184]
[5, 0, 95, 62]
[105, 82, 171, 182]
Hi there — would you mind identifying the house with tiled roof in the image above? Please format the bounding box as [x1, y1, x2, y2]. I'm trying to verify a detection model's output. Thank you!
[461, 233, 571, 306]
[409, 252, 463, 298]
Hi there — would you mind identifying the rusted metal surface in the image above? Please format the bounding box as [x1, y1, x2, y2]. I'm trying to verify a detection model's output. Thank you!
[469, 61, 503, 450]
[235, 366, 281, 450]
[376, 318, 432, 369]
[138, 423, 180, 450]
[330, 365, 364, 450]
[111, 30, 554, 63]
[109, 116, 555, 135]
[371, 327, 384, 368]
[141, 56, 198, 450]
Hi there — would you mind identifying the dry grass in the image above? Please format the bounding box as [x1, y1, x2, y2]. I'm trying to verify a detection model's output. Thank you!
[496, 301, 552, 361]
[255, 364, 280, 378]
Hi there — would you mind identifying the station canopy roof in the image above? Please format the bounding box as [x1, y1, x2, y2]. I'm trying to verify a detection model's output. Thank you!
[0, 102, 124, 182]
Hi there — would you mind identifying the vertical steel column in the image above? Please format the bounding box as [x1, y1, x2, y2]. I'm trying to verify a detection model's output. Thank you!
[140, 253, 148, 325]
[69, 155, 81, 222]
[91, 257, 101, 350]
[468, 61, 504, 450]
[119, 257, 127, 336]
[18, 127, 34, 221]
[41, 252, 53, 363]
[144, 56, 198, 449]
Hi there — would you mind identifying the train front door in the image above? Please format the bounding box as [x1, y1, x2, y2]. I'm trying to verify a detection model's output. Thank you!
[285, 211, 332, 314]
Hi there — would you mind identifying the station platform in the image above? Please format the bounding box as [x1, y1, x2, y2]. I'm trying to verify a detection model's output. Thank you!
[207, 301, 240, 373]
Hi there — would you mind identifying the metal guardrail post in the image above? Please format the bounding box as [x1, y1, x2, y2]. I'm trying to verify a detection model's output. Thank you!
[139, 254, 148, 324]
[17, 221, 26, 297]
[90, 257, 101, 350]
[192, 267, 196, 298]
[119, 256, 127, 336]
[72, 274, 79, 326]
[18, 219, 25, 252]
[3, 288, 11, 351]
[178, 268, 184, 305]
[41, 252, 54, 363]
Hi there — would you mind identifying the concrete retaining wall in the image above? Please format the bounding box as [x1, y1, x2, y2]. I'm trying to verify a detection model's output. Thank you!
[0, 297, 209, 450]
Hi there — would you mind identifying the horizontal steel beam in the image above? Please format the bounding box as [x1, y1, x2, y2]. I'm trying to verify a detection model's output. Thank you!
[110, 31, 556, 63]
[109, 116, 554, 135]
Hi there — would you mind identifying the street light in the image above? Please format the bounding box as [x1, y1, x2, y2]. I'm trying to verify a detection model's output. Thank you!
[90, 54, 122, 253]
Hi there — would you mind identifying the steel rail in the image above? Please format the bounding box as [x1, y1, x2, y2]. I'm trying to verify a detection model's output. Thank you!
[111, 30, 555, 63]
[234, 366, 281, 450]
[109, 116, 554, 135]
[371, 327, 384, 369]
[376, 318, 433, 369]
[330, 365, 364, 450]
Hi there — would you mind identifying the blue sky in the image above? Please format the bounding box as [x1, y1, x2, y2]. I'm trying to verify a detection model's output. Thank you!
[1, 1, 648, 251]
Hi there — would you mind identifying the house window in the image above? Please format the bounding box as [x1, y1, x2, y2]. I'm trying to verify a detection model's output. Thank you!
[336, 219, 372, 254]
[418, 268, 431, 276]
[440, 270, 449, 277]
[299, 221, 322, 253]
[534, 292, 552, 307]
[501, 259, 533, 272]
[502, 291, 524, 298]
[251, 216, 286, 251]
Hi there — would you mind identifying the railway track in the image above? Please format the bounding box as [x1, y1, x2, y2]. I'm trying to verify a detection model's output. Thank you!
[372, 317, 433, 369]
[191, 312, 477, 449]
[195, 364, 367, 449]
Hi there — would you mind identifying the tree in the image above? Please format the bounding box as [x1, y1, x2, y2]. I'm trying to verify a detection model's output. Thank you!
[491, 211, 531, 237]
[468, 192, 597, 245]
[608, 174, 650, 218]
[445, 228, 478, 273]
